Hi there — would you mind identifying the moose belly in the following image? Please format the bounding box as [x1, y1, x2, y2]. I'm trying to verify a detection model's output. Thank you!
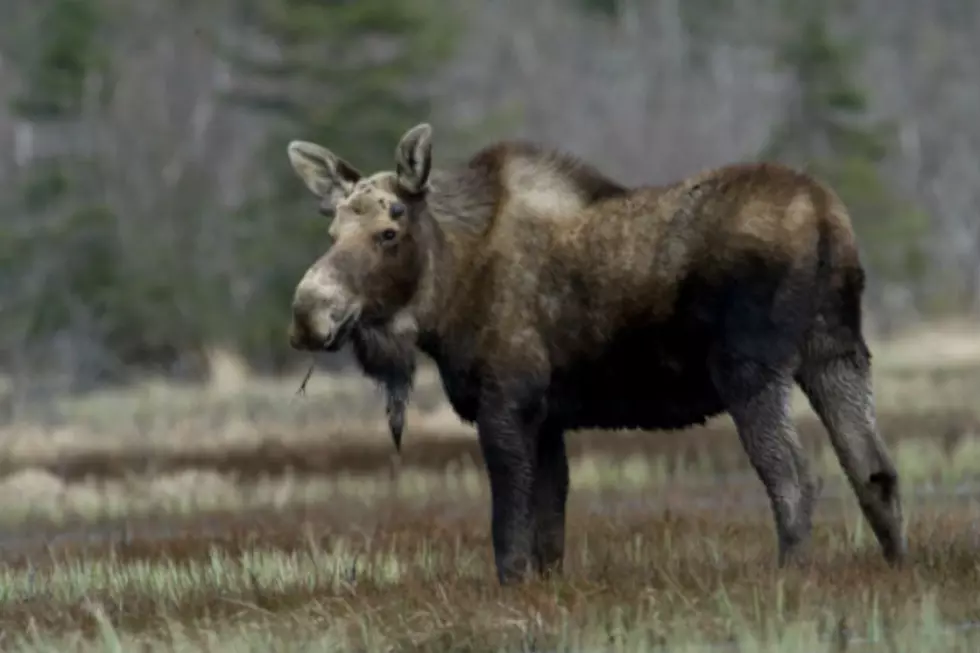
[548, 327, 726, 432]
[425, 324, 728, 431]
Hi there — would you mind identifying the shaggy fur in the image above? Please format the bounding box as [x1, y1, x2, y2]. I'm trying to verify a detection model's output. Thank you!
[285, 124, 906, 584]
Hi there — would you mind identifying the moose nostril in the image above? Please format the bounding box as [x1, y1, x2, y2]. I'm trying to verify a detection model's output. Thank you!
[291, 296, 309, 321]
[288, 313, 309, 349]
[291, 295, 317, 332]
[289, 299, 327, 351]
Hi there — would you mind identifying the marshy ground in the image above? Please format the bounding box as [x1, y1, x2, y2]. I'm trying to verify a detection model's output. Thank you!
[0, 323, 979, 651]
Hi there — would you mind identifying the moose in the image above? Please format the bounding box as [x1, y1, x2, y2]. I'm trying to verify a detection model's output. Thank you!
[285, 123, 907, 584]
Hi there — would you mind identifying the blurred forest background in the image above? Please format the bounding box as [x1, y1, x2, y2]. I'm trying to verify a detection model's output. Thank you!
[0, 0, 977, 402]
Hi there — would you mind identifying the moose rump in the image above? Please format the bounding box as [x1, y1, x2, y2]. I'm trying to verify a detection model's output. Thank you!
[284, 123, 907, 585]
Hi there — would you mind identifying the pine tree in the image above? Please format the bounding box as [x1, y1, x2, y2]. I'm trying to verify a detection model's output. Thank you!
[3, 1, 208, 379]
[7, 0, 114, 119]
[0, 0, 125, 378]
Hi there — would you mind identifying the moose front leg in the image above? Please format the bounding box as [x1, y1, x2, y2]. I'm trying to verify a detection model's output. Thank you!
[532, 420, 569, 576]
[476, 385, 546, 585]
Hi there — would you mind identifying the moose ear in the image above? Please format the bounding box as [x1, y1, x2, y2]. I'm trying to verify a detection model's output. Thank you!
[394, 123, 433, 194]
[287, 140, 363, 202]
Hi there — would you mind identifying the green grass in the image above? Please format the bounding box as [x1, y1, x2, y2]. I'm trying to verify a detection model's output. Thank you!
[8, 598, 978, 652]
[2, 497, 979, 652]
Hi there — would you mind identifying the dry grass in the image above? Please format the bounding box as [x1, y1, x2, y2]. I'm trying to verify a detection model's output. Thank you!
[0, 479, 979, 652]
[0, 321, 979, 651]
[0, 421, 978, 651]
[0, 362, 464, 459]
[2, 321, 979, 464]
[0, 428, 978, 530]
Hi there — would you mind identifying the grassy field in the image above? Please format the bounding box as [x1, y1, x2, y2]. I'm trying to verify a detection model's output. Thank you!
[0, 323, 979, 651]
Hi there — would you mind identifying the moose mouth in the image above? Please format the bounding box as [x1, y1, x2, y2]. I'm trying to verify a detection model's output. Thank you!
[320, 313, 356, 352]
[289, 306, 361, 353]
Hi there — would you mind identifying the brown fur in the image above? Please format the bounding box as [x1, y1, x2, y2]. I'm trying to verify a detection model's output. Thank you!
[285, 124, 906, 584]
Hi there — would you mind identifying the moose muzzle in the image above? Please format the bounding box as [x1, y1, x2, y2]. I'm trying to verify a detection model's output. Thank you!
[288, 270, 358, 352]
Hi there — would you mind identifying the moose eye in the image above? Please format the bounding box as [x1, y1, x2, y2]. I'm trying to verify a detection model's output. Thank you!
[379, 228, 398, 242]
[389, 202, 405, 219]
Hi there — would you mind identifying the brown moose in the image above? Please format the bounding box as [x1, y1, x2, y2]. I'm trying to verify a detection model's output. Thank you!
[285, 122, 907, 584]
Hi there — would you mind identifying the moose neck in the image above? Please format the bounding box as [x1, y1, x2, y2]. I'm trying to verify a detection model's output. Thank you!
[407, 209, 461, 341]
[406, 165, 494, 337]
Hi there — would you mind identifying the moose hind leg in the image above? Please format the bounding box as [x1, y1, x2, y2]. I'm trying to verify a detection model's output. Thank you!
[712, 358, 819, 566]
[532, 421, 569, 576]
[796, 352, 906, 564]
